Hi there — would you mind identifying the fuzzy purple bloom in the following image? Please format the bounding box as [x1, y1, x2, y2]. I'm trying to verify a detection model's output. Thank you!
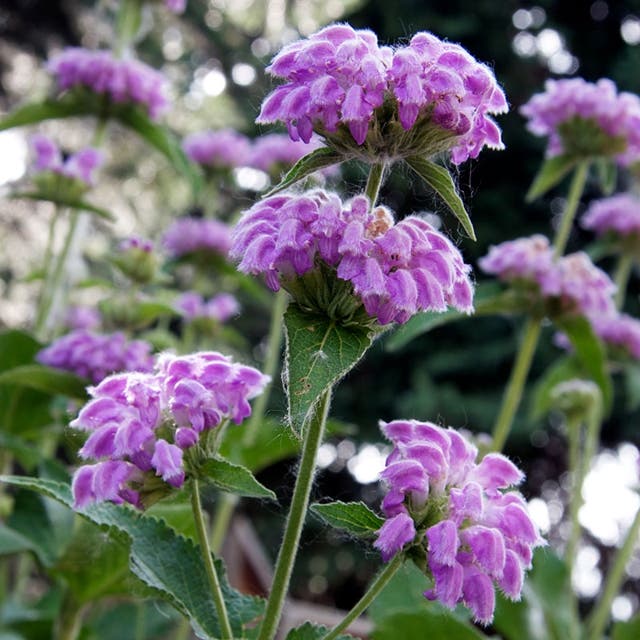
[31, 135, 104, 186]
[248, 133, 326, 173]
[119, 236, 154, 253]
[374, 419, 543, 625]
[48, 48, 170, 120]
[69, 351, 270, 509]
[480, 236, 617, 319]
[582, 194, 640, 240]
[65, 306, 102, 331]
[183, 129, 252, 169]
[258, 24, 506, 163]
[162, 217, 232, 258]
[37, 330, 154, 384]
[165, 0, 186, 13]
[175, 292, 240, 323]
[230, 190, 473, 325]
[520, 78, 640, 165]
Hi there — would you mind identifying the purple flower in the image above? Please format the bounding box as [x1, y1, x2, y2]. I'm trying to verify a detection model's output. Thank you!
[65, 306, 102, 331]
[119, 236, 154, 252]
[374, 419, 543, 625]
[37, 330, 154, 384]
[162, 217, 232, 258]
[165, 0, 186, 13]
[175, 292, 240, 323]
[182, 129, 252, 169]
[230, 190, 473, 325]
[257, 24, 507, 163]
[69, 351, 270, 509]
[48, 48, 170, 120]
[480, 236, 617, 319]
[520, 78, 640, 165]
[249, 133, 327, 174]
[582, 194, 640, 241]
[30, 135, 104, 187]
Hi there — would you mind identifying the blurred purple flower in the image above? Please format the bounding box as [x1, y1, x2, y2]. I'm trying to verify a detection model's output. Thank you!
[48, 48, 170, 120]
[521, 78, 640, 165]
[182, 129, 252, 169]
[230, 189, 473, 325]
[582, 193, 640, 240]
[37, 330, 154, 383]
[374, 419, 543, 625]
[175, 291, 240, 323]
[162, 217, 232, 258]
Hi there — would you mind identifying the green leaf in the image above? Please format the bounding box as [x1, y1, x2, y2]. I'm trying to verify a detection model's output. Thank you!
[554, 314, 612, 413]
[10, 191, 115, 221]
[0, 476, 265, 639]
[115, 106, 201, 195]
[310, 501, 383, 538]
[285, 622, 355, 640]
[266, 147, 342, 195]
[0, 525, 37, 556]
[0, 433, 41, 471]
[494, 549, 573, 640]
[0, 365, 88, 401]
[596, 158, 617, 195]
[526, 154, 578, 202]
[199, 458, 276, 500]
[283, 304, 373, 435]
[404, 155, 475, 240]
[530, 357, 584, 420]
[0, 98, 94, 131]
[385, 284, 525, 352]
[613, 615, 640, 640]
[373, 611, 489, 640]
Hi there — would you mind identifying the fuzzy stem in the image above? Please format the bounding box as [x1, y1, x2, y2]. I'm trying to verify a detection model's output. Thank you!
[587, 505, 640, 640]
[613, 253, 634, 310]
[35, 208, 80, 339]
[243, 289, 288, 446]
[553, 161, 589, 258]
[55, 593, 83, 640]
[491, 317, 543, 452]
[256, 389, 332, 640]
[190, 478, 233, 639]
[365, 162, 387, 208]
[115, 0, 143, 57]
[34, 207, 61, 336]
[320, 554, 403, 640]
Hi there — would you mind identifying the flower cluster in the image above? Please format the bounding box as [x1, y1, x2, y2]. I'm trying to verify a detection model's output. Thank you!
[479, 235, 617, 318]
[374, 419, 543, 624]
[31, 134, 103, 187]
[257, 24, 507, 163]
[582, 194, 640, 241]
[520, 78, 640, 165]
[65, 306, 102, 331]
[70, 351, 270, 508]
[182, 129, 252, 169]
[249, 133, 325, 174]
[164, 0, 186, 13]
[230, 190, 473, 325]
[175, 292, 240, 323]
[48, 48, 170, 120]
[162, 217, 232, 258]
[37, 330, 154, 384]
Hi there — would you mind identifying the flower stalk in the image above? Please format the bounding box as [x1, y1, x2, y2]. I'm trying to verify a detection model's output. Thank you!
[320, 553, 403, 640]
[613, 253, 634, 310]
[191, 478, 234, 639]
[256, 388, 332, 640]
[553, 162, 589, 258]
[364, 162, 387, 207]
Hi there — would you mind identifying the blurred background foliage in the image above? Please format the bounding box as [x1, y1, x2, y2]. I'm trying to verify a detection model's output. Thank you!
[2, 0, 640, 627]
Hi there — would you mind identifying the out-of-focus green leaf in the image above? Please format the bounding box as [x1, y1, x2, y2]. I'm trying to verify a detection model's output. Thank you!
[284, 304, 373, 435]
[0, 98, 94, 131]
[612, 615, 640, 640]
[0, 365, 88, 401]
[266, 147, 342, 196]
[554, 314, 612, 413]
[526, 154, 577, 201]
[405, 155, 475, 240]
[373, 610, 488, 640]
[199, 458, 276, 500]
[0, 475, 264, 639]
[310, 501, 383, 538]
[10, 191, 115, 221]
[530, 357, 584, 420]
[285, 622, 355, 639]
[596, 158, 617, 195]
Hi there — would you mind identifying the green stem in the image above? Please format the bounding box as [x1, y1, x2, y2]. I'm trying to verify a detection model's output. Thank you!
[243, 289, 288, 446]
[190, 479, 233, 640]
[587, 505, 640, 640]
[491, 317, 543, 452]
[115, 0, 143, 57]
[55, 593, 83, 640]
[553, 161, 589, 258]
[613, 253, 634, 310]
[209, 492, 239, 555]
[92, 117, 109, 147]
[35, 208, 80, 339]
[364, 162, 387, 207]
[256, 389, 332, 640]
[320, 554, 403, 640]
[35, 208, 61, 335]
